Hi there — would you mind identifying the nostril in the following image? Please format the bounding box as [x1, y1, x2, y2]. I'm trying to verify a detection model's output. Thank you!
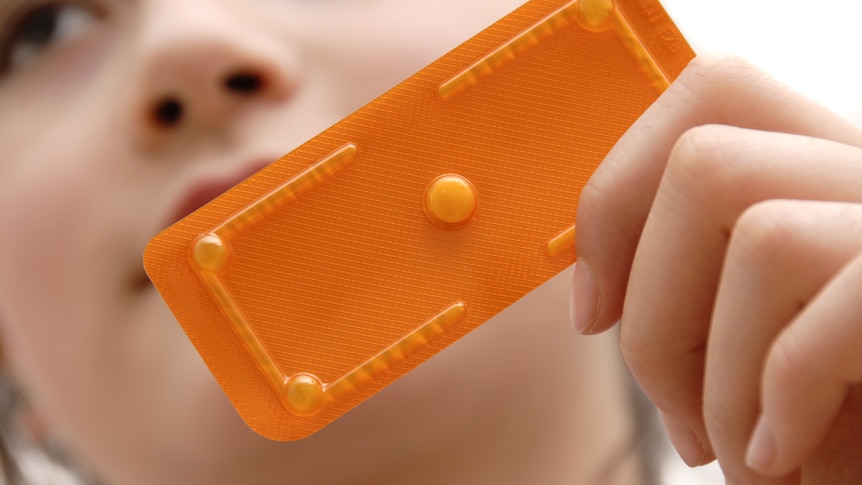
[152, 97, 183, 127]
[223, 71, 264, 94]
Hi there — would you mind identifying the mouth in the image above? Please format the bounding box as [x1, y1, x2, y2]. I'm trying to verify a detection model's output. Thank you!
[133, 158, 277, 292]
[166, 158, 276, 230]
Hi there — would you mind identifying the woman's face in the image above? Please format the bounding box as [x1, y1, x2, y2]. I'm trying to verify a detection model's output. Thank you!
[0, 0, 528, 483]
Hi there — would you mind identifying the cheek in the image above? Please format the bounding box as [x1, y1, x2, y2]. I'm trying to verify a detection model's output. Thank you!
[0, 128, 121, 417]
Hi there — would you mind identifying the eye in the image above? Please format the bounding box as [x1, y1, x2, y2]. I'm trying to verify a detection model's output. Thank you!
[0, 2, 100, 74]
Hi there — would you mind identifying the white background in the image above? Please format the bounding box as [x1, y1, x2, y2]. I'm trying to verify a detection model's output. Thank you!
[662, 0, 862, 125]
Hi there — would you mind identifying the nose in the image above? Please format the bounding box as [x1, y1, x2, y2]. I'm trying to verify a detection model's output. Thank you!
[126, 1, 298, 147]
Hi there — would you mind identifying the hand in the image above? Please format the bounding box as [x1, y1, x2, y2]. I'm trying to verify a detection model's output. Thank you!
[572, 55, 862, 483]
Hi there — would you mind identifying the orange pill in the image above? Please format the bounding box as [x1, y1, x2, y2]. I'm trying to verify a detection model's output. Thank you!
[424, 174, 478, 229]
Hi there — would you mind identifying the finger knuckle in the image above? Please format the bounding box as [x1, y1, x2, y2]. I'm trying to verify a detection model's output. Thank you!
[768, 326, 808, 389]
[618, 322, 667, 393]
[730, 200, 801, 272]
[577, 161, 641, 255]
[677, 54, 773, 100]
[664, 125, 736, 205]
[702, 396, 731, 438]
[618, 324, 653, 377]
[577, 171, 615, 226]
[578, 158, 625, 220]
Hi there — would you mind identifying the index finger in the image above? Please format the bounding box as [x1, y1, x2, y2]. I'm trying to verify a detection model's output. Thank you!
[571, 54, 862, 336]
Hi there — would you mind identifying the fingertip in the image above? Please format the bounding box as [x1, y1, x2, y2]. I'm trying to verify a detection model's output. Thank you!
[658, 410, 715, 467]
[746, 414, 778, 475]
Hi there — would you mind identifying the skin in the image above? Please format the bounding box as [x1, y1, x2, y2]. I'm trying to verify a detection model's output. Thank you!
[0, 1, 640, 484]
[573, 55, 862, 483]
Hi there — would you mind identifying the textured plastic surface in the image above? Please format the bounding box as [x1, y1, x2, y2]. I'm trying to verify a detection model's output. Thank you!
[144, 0, 694, 441]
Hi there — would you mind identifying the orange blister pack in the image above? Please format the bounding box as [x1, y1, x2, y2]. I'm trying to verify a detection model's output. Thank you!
[144, 0, 694, 441]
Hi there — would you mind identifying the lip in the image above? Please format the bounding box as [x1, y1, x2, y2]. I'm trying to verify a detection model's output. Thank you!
[165, 158, 276, 231]
[133, 157, 277, 292]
